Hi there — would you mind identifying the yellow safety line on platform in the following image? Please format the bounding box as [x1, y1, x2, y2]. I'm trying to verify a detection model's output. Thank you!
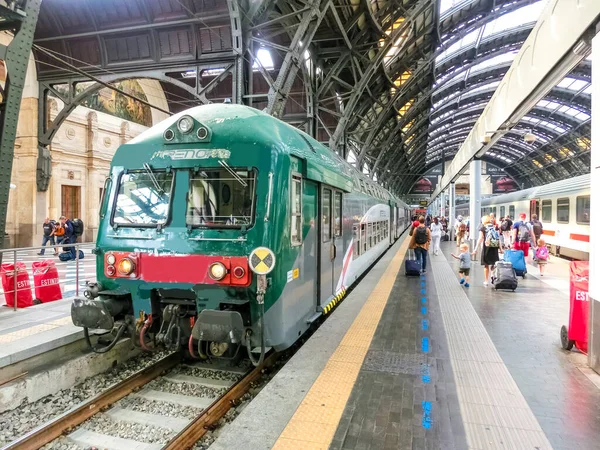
[272, 236, 411, 450]
[0, 316, 72, 344]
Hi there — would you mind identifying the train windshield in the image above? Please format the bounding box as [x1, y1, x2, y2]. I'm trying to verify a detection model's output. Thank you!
[112, 171, 174, 226]
[187, 167, 256, 228]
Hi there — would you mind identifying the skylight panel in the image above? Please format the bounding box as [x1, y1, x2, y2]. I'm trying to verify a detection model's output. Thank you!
[470, 52, 517, 73]
[482, 1, 547, 38]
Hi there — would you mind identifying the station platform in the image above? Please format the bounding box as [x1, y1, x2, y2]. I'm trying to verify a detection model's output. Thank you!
[211, 235, 600, 450]
[0, 298, 82, 374]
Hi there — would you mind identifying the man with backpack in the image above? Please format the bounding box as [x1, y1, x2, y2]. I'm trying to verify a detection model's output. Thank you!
[500, 215, 513, 249]
[409, 216, 431, 274]
[512, 213, 536, 257]
[530, 214, 543, 243]
[38, 218, 58, 256]
[60, 215, 76, 259]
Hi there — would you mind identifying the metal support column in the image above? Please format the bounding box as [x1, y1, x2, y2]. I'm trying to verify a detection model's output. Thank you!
[449, 182, 456, 241]
[0, 0, 42, 253]
[469, 160, 482, 247]
[439, 192, 445, 218]
[588, 31, 600, 373]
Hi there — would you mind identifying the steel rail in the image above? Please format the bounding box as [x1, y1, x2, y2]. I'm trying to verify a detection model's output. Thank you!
[1, 352, 182, 450]
[162, 351, 279, 450]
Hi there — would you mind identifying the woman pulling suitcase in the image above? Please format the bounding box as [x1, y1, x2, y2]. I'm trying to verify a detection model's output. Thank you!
[472, 215, 500, 287]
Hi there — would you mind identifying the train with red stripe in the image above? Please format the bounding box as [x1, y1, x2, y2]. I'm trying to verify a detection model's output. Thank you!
[71, 104, 411, 363]
[456, 174, 590, 260]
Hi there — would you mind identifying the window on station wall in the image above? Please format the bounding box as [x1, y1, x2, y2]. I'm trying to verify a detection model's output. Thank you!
[291, 174, 302, 245]
[541, 200, 552, 222]
[557, 197, 570, 223]
[576, 196, 590, 224]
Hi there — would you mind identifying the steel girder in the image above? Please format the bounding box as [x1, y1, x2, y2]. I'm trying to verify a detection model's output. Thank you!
[0, 0, 41, 252]
[328, 0, 434, 153]
[264, 0, 330, 118]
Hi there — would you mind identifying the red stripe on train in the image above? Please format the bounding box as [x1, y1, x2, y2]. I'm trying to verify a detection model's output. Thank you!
[542, 230, 555, 236]
[570, 234, 590, 242]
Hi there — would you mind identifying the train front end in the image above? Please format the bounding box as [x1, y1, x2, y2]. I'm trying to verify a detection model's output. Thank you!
[71, 105, 279, 363]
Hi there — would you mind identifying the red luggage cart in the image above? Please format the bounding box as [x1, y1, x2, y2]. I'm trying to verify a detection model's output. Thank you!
[561, 261, 589, 354]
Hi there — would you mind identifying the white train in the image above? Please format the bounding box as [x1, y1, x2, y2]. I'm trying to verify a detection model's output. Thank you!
[455, 174, 590, 260]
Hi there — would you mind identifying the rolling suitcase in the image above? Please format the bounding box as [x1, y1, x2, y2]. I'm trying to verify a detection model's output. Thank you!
[405, 250, 421, 276]
[503, 249, 527, 278]
[493, 261, 518, 291]
[442, 232, 450, 242]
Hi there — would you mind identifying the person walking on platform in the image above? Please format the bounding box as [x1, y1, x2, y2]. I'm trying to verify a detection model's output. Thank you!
[37, 218, 57, 256]
[455, 215, 466, 247]
[472, 215, 500, 286]
[512, 213, 535, 257]
[430, 217, 443, 255]
[451, 243, 472, 287]
[533, 238, 550, 276]
[500, 215, 513, 249]
[530, 214, 543, 243]
[409, 216, 431, 274]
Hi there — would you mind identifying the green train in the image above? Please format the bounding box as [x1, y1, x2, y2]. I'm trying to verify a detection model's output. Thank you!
[71, 104, 411, 364]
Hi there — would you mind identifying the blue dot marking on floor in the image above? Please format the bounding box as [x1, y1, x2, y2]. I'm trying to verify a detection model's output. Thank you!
[422, 319, 429, 331]
[421, 337, 429, 353]
[421, 289, 426, 294]
[422, 401, 432, 429]
[421, 306, 427, 315]
[421, 281, 425, 287]
[421, 364, 431, 383]
[421, 297, 426, 303]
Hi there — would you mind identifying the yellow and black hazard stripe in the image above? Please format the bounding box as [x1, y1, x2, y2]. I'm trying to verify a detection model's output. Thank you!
[322, 287, 347, 315]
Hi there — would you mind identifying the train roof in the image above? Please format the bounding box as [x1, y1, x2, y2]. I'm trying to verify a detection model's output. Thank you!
[483, 173, 590, 206]
[118, 104, 408, 208]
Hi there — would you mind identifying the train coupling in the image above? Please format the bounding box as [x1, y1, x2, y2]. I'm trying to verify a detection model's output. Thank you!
[71, 296, 128, 330]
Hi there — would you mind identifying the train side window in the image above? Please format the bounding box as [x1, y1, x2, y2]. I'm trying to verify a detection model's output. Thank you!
[353, 224, 359, 257]
[291, 174, 302, 245]
[492, 207, 496, 215]
[576, 196, 590, 224]
[368, 223, 373, 248]
[500, 206, 505, 218]
[334, 192, 342, 236]
[557, 197, 570, 223]
[509, 205, 515, 219]
[541, 200, 552, 222]
[322, 188, 332, 242]
[361, 224, 367, 253]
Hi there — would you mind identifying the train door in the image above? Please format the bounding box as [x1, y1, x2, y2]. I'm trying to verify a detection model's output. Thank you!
[303, 180, 319, 311]
[530, 200, 539, 219]
[319, 186, 343, 306]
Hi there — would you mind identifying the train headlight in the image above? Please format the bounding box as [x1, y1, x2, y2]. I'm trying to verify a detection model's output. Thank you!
[209, 262, 227, 281]
[177, 116, 194, 134]
[117, 258, 135, 276]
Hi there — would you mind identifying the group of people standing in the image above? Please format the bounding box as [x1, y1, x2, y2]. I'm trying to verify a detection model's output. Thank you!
[39, 216, 80, 257]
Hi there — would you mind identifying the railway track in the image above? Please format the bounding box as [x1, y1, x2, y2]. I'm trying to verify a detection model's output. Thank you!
[3, 352, 277, 450]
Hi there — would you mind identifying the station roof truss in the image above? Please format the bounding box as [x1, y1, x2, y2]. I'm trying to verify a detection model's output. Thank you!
[29, 0, 591, 194]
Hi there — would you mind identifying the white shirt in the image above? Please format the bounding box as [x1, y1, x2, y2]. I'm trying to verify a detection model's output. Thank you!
[430, 223, 443, 237]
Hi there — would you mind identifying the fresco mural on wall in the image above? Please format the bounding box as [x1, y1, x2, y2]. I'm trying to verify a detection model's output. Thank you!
[51, 80, 153, 127]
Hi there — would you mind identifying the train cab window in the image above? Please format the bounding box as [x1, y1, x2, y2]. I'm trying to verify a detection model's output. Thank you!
[509, 205, 515, 219]
[113, 170, 174, 226]
[291, 174, 302, 245]
[322, 189, 332, 242]
[334, 192, 342, 237]
[557, 197, 570, 223]
[541, 200, 552, 222]
[187, 168, 256, 227]
[576, 196, 590, 224]
[500, 206, 505, 218]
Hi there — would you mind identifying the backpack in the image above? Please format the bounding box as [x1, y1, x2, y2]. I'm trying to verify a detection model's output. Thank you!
[518, 222, 530, 242]
[500, 219, 510, 232]
[485, 225, 500, 248]
[415, 227, 428, 245]
[535, 246, 549, 261]
[458, 222, 466, 233]
[531, 220, 543, 237]
[72, 218, 84, 237]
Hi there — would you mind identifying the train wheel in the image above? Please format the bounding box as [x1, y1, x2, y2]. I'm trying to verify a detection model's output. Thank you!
[560, 325, 574, 351]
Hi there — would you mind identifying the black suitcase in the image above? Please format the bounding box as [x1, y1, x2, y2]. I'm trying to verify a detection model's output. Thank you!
[493, 261, 518, 291]
[405, 250, 421, 276]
